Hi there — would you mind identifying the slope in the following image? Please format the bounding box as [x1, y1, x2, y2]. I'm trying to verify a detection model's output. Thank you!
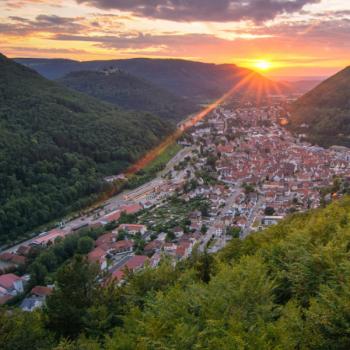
[0, 53, 173, 243]
[16, 57, 288, 103]
[290, 66, 350, 147]
[3, 196, 350, 349]
[58, 69, 197, 122]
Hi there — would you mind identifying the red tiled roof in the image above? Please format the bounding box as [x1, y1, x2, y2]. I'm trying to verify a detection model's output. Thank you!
[118, 224, 146, 231]
[112, 240, 133, 251]
[112, 270, 125, 281]
[17, 245, 31, 256]
[112, 255, 148, 281]
[0, 252, 13, 261]
[121, 204, 142, 214]
[33, 229, 65, 245]
[103, 210, 121, 223]
[88, 247, 106, 263]
[125, 255, 148, 270]
[10, 255, 26, 265]
[0, 273, 21, 289]
[96, 232, 115, 246]
[144, 240, 162, 252]
[31, 285, 53, 297]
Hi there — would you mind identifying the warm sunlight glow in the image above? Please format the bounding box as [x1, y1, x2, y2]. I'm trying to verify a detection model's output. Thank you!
[254, 60, 272, 71]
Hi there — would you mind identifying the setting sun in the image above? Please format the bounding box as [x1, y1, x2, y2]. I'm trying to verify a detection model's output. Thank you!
[254, 60, 272, 71]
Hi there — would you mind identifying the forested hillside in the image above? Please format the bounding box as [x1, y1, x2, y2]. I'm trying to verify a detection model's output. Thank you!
[16, 57, 287, 102]
[290, 66, 350, 147]
[2, 197, 350, 349]
[0, 54, 173, 243]
[58, 70, 197, 122]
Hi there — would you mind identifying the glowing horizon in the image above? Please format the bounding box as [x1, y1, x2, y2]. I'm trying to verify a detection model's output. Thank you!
[0, 0, 349, 77]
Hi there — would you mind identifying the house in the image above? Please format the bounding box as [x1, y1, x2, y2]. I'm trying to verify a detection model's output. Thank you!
[31, 229, 65, 246]
[0, 252, 13, 263]
[214, 223, 225, 236]
[88, 247, 107, 270]
[112, 255, 148, 281]
[150, 252, 161, 267]
[20, 286, 53, 312]
[96, 232, 116, 247]
[173, 226, 184, 238]
[0, 273, 23, 295]
[0, 253, 26, 266]
[117, 224, 147, 236]
[10, 254, 26, 265]
[20, 296, 45, 311]
[176, 241, 192, 260]
[144, 240, 163, 255]
[31, 285, 53, 297]
[262, 215, 284, 226]
[163, 242, 177, 256]
[110, 240, 133, 254]
[100, 210, 121, 224]
[120, 203, 143, 215]
[17, 245, 31, 256]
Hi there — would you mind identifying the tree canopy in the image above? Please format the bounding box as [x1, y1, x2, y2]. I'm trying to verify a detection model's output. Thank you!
[0, 53, 173, 243]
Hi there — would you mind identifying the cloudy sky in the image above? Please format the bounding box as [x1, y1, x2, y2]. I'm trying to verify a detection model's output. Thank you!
[1, 0, 349, 77]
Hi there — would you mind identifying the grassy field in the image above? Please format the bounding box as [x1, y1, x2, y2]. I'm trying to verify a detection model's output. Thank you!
[126, 142, 182, 189]
[144, 142, 182, 173]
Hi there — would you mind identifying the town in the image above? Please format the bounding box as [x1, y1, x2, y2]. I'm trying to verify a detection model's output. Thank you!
[2, 98, 350, 310]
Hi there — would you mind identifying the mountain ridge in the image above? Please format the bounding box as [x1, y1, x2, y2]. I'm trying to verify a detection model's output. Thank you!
[290, 65, 350, 147]
[57, 68, 198, 122]
[16, 57, 290, 102]
[0, 53, 173, 242]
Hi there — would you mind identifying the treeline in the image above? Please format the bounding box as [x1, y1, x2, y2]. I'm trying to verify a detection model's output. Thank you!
[3, 197, 350, 349]
[0, 54, 173, 243]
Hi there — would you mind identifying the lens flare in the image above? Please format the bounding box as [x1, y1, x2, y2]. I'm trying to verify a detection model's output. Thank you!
[255, 60, 272, 71]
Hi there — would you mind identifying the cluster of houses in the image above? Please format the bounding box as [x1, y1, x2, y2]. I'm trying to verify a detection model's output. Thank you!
[88, 221, 202, 283]
[190, 104, 350, 232]
[3, 101, 350, 311]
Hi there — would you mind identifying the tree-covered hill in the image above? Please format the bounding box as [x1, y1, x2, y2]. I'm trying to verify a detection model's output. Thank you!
[58, 69, 197, 122]
[16, 57, 288, 103]
[290, 66, 350, 147]
[0, 53, 173, 243]
[3, 197, 350, 349]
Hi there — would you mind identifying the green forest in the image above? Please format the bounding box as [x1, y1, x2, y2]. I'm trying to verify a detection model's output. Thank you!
[291, 66, 350, 147]
[58, 70, 197, 123]
[3, 196, 350, 349]
[0, 54, 173, 244]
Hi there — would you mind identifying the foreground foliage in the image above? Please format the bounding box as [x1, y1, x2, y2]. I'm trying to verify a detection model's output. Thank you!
[3, 197, 350, 349]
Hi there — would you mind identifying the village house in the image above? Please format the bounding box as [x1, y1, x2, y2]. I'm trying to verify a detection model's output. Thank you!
[117, 224, 147, 236]
[20, 285, 53, 312]
[31, 229, 65, 246]
[173, 226, 184, 238]
[88, 247, 107, 270]
[109, 240, 133, 255]
[0, 273, 24, 304]
[144, 240, 163, 255]
[112, 255, 148, 282]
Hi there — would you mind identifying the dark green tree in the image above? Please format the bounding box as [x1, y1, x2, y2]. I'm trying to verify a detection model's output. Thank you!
[45, 255, 100, 339]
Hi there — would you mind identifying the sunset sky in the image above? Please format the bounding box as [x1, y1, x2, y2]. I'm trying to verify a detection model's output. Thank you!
[1, 0, 349, 77]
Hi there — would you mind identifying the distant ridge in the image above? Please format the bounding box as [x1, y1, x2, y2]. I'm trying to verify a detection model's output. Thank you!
[16, 57, 290, 103]
[58, 69, 198, 122]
